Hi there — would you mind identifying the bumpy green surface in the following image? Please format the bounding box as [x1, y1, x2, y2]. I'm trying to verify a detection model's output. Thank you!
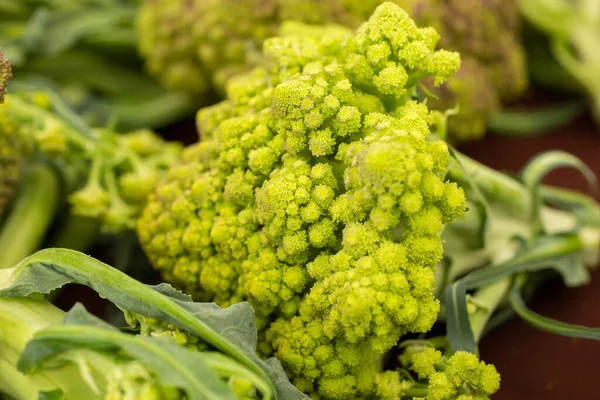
[138, 4, 469, 398]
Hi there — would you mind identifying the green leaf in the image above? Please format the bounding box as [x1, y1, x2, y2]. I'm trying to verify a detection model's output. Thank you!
[0, 248, 308, 400]
[509, 280, 600, 340]
[150, 283, 194, 302]
[488, 102, 585, 135]
[19, 305, 237, 400]
[520, 150, 597, 233]
[444, 280, 476, 353]
[463, 234, 588, 290]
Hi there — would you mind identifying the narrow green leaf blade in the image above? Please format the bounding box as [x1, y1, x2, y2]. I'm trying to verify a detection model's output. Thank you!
[463, 234, 586, 290]
[509, 282, 600, 340]
[488, 102, 584, 135]
[521, 150, 597, 232]
[444, 280, 476, 353]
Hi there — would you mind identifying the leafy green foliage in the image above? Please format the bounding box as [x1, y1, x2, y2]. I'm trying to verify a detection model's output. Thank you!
[0, 248, 307, 400]
[443, 151, 600, 352]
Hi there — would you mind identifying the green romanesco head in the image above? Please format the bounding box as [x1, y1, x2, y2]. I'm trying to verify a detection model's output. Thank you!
[138, 3, 465, 398]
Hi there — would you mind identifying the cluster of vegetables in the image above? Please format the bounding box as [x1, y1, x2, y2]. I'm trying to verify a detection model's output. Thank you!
[1, 1, 599, 399]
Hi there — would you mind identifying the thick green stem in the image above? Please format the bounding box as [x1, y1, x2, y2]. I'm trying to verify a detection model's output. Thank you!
[468, 279, 512, 342]
[0, 346, 52, 400]
[450, 152, 531, 219]
[0, 164, 60, 270]
[0, 297, 108, 400]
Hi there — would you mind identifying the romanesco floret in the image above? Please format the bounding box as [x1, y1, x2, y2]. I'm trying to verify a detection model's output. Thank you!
[400, 344, 501, 400]
[138, 3, 465, 398]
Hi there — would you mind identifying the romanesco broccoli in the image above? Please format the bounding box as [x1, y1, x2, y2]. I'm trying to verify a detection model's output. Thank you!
[138, 4, 466, 398]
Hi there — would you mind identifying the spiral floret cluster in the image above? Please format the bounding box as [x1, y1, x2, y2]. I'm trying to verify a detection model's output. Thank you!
[138, 3, 466, 398]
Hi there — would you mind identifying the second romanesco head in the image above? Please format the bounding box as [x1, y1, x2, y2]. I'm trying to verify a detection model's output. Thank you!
[137, 0, 527, 142]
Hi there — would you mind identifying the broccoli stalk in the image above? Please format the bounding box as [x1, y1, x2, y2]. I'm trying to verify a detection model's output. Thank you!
[0, 163, 60, 270]
[0, 297, 109, 400]
[0, 296, 230, 400]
